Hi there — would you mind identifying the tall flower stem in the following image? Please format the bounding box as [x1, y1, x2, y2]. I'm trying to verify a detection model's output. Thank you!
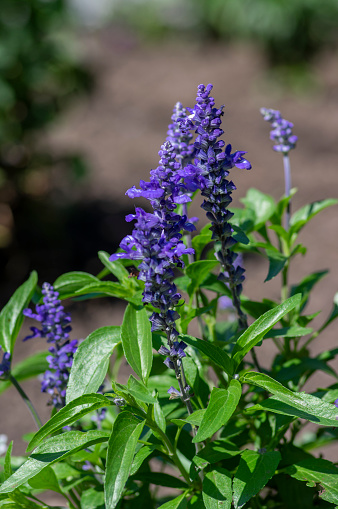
[9, 375, 42, 429]
[283, 153, 292, 230]
[182, 203, 195, 265]
[220, 242, 247, 330]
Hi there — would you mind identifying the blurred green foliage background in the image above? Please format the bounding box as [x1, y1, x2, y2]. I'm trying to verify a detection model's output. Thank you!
[113, 0, 338, 66]
[0, 0, 337, 305]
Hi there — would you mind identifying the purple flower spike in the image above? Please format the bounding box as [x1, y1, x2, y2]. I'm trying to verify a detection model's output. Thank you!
[260, 108, 297, 153]
[0, 347, 11, 379]
[185, 84, 250, 306]
[23, 282, 72, 343]
[334, 398, 338, 409]
[110, 139, 197, 345]
[23, 282, 78, 409]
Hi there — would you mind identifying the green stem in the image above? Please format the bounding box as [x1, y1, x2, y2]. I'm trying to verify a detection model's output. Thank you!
[9, 375, 42, 429]
[96, 268, 110, 280]
[68, 488, 81, 509]
[281, 262, 289, 303]
[157, 428, 191, 485]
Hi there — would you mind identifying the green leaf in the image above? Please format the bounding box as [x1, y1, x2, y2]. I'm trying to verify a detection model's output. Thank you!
[183, 409, 206, 427]
[74, 281, 132, 300]
[0, 271, 37, 354]
[241, 189, 276, 229]
[285, 457, 338, 506]
[186, 261, 219, 297]
[231, 294, 301, 370]
[121, 304, 153, 383]
[157, 493, 187, 509]
[231, 225, 249, 245]
[0, 351, 49, 395]
[105, 411, 145, 509]
[153, 398, 166, 433]
[27, 394, 111, 452]
[243, 372, 338, 426]
[264, 325, 312, 339]
[28, 466, 62, 494]
[98, 251, 131, 282]
[81, 488, 105, 509]
[53, 271, 100, 299]
[230, 207, 256, 233]
[202, 467, 232, 509]
[131, 472, 188, 489]
[4, 442, 13, 480]
[190, 440, 240, 481]
[130, 445, 158, 476]
[66, 326, 121, 403]
[193, 380, 242, 443]
[264, 249, 288, 282]
[0, 431, 110, 493]
[127, 375, 156, 404]
[180, 335, 233, 376]
[289, 199, 338, 235]
[233, 450, 281, 508]
[191, 232, 213, 261]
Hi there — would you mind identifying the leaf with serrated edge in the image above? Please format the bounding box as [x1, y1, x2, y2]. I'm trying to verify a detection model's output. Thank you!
[122, 304, 153, 383]
[67, 326, 121, 403]
[233, 450, 281, 508]
[232, 294, 301, 370]
[202, 467, 232, 509]
[194, 380, 241, 443]
[0, 431, 109, 493]
[105, 412, 145, 509]
[27, 394, 110, 452]
[285, 458, 338, 505]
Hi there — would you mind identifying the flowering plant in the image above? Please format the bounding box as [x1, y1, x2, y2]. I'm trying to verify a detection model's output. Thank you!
[1, 84, 338, 509]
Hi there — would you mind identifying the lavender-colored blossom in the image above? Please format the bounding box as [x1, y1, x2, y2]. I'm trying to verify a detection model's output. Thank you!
[167, 102, 195, 166]
[23, 282, 78, 408]
[260, 108, 297, 153]
[168, 385, 191, 400]
[0, 347, 11, 379]
[23, 283, 72, 343]
[334, 398, 338, 409]
[184, 84, 250, 310]
[159, 340, 187, 370]
[110, 141, 195, 344]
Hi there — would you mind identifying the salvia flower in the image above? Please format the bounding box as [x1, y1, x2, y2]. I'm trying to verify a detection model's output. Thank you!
[260, 107, 298, 153]
[0, 347, 11, 379]
[167, 102, 195, 166]
[23, 283, 72, 343]
[23, 282, 78, 408]
[159, 340, 187, 370]
[184, 84, 251, 317]
[168, 385, 191, 400]
[110, 141, 195, 344]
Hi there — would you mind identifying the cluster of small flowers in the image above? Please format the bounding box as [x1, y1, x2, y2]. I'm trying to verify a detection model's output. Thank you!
[23, 283, 78, 408]
[183, 84, 251, 308]
[110, 83, 252, 399]
[110, 141, 196, 348]
[260, 107, 298, 153]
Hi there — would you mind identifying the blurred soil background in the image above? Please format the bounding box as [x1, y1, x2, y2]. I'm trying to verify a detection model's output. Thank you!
[1, 0, 338, 502]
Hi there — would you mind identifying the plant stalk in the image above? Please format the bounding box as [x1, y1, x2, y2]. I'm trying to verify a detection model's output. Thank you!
[9, 375, 42, 429]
